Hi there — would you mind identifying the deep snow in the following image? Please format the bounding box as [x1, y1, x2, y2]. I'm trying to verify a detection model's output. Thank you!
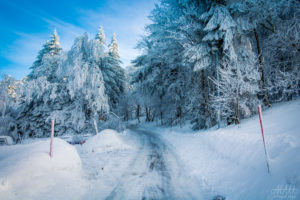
[146, 99, 300, 199]
[76, 129, 139, 199]
[0, 100, 299, 200]
[0, 138, 85, 200]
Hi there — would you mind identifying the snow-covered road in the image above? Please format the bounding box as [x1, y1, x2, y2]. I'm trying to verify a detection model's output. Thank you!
[78, 127, 200, 200]
[106, 128, 172, 199]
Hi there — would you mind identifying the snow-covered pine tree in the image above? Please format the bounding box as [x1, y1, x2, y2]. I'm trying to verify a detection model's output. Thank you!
[65, 33, 109, 135]
[17, 30, 65, 138]
[131, 0, 299, 129]
[261, 0, 300, 102]
[133, 0, 192, 125]
[200, 1, 262, 125]
[17, 32, 109, 138]
[236, 0, 289, 107]
[17, 76, 54, 137]
[210, 37, 260, 125]
[100, 33, 126, 113]
[178, 1, 215, 129]
[184, 1, 238, 129]
[28, 30, 62, 82]
[0, 75, 21, 140]
[95, 26, 106, 47]
[109, 33, 119, 59]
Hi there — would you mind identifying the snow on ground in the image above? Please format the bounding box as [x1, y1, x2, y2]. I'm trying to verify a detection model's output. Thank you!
[141, 99, 300, 199]
[0, 129, 139, 200]
[0, 138, 85, 200]
[76, 129, 140, 199]
[1, 100, 299, 200]
[81, 129, 132, 154]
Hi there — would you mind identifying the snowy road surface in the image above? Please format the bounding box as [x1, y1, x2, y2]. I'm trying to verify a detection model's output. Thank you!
[78, 127, 203, 200]
[106, 128, 175, 199]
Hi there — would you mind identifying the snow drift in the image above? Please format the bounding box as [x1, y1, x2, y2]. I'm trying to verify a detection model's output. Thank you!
[0, 138, 85, 200]
[150, 99, 300, 199]
[82, 129, 132, 153]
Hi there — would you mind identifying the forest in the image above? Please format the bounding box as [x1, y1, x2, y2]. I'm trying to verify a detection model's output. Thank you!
[0, 0, 299, 140]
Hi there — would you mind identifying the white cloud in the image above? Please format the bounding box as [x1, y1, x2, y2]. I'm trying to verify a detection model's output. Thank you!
[75, 0, 156, 66]
[41, 16, 87, 50]
[3, 32, 43, 67]
[2, 0, 157, 78]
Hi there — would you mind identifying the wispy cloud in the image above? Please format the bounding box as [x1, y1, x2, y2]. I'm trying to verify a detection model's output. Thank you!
[76, 0, 157, 66]
[41, 16, 87, 50]
[1, 17, 86, 79]
[0, 0, 157, 79]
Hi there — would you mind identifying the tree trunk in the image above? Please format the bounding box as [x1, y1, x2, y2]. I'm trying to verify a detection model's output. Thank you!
[201, 69, 210, 126]
[2, 101, 6, 118]
[254, 28, 271, 107]
[151, 110, 155, 121]
[235, 97, 240, 124]
[145, 106, 151, 122]
[93, 117, 98, 135]
[176, 106, 182, 119]
[123, 108, 129, 121]
[136, 104, 140, 123]
[145, 106, 148, 122]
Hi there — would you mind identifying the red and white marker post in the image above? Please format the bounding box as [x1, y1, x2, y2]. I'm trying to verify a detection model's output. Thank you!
[258, 105, 270, 173]
[49, 119, 55, 158]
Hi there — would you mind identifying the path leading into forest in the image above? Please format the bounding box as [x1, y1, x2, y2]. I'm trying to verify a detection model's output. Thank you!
[106, 128, 176, 199]
[79, 127, 199, 200]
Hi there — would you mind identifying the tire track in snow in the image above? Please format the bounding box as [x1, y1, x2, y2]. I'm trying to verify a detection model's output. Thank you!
[105, 128, 173, 200]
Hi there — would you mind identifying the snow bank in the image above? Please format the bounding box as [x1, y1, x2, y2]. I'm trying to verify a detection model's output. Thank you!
[0, 138, 85, 200]
[76, 129, 139, 199]
[82, 129, 132, 153]
[154, 99, 300, 199]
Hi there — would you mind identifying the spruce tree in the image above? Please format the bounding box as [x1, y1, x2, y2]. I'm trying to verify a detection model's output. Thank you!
[28, 29, 62, 81]
[100, 33, 126, 112]
[48, 29, 62, 55]
[17, 32, 109, 138]
[95, 26, 106, 48]
[108, 33, 120, 59]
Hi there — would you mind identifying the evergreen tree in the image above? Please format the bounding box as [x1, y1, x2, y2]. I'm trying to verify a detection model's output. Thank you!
[133, 0, 263, 129]
[260, 0, 300, 102]
[65, 34, 109, 134]
[133, 0, 191, 125]
[28, 30, 62, 82]
[211, 39, 260, 125]
[95, 26, 106, 48]
[108, 33, 120, 59]
[17, 33, 109, 138]
[100, 33, 126, 112]
[48, 29, 62, 55]
[0, 75, 21, 140]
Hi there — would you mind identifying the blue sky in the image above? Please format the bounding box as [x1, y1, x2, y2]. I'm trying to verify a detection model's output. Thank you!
[0, 0, 157, 79]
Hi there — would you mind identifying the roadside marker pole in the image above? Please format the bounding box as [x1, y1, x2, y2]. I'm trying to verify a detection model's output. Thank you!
[49, 119, 55, 158]
[258, 105, 270, 173]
